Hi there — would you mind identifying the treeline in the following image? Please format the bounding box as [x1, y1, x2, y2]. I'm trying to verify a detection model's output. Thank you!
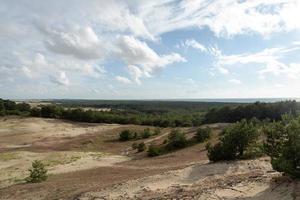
[1, 99, 299, 127]
[203, 101, 297, 123]
[31, 105, 203, 127]
[0, 99, 31, 116]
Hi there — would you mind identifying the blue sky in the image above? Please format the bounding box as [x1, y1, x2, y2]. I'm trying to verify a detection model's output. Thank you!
[1, 0, 300, 99]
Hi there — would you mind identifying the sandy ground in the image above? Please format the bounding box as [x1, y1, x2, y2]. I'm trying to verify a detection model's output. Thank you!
[78, 158, 300, 200]
[0, 116, 120, 149]
[0, 151, 129, 188]
[0, 117, 299, 200]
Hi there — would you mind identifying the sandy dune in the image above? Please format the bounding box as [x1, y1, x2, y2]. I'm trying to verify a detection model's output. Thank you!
[78, 158, 299, 200]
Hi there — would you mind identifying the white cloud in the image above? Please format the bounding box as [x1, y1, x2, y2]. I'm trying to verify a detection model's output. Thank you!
[117, 35, 185, 83]
[50, 71, 70, 86]
[41, 25, 105, 60]
[115, 76, 132, 84]
[213, 43, 300, 78]
[228, 78, 242, 84]
[179, 39, 207, 52]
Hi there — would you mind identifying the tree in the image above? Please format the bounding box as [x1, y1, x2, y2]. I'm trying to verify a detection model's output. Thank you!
[119, 130, 132, 141]
[166, 129, 187, 150]
[0, 100, 5, 116]
[25, 160, 48, 183]
[264, 116, 300, 178]
[195, 127, 211, 142]
[207, 120, 258, 161]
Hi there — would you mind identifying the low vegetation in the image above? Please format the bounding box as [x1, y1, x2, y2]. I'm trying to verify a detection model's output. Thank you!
[25, 160, 48, 183]
[206, 120, 259, 161]
[264, 115, 300, 178]
[194, 127, 211, 142]
[148, 144, 161, 157]
[119, 128, 157, 141]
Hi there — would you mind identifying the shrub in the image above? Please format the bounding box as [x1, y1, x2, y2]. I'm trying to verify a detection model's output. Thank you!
[132, 142, 138, 149]
[166, 130, 187, 150]
[264, 116, 300, 178]
[119, 130, 132, 141]
[25, 160, 48, 183]
[137, 142, 146, 152]
[195, 127, 211, 142]
[154, 128, 161, 135]
[148, 144, 161, 157]
[142, 128, 151, 139]
[206, 120, 258, 161]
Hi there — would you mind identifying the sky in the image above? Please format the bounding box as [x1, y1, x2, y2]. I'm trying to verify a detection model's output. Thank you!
[1, 0, 300, 99]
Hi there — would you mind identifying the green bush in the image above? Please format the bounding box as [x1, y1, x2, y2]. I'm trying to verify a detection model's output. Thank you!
[142, 128, 151, 139]
[25, 160, 48, 183]
[206, 120, 258, 161]
[119, 130, 132, 141]
[137, 142, 146, 152]
[148, 144, 161, 157]
[264, 116, 300, 178]
[195, 127, 211, 142]
[166, 130, 187, 150]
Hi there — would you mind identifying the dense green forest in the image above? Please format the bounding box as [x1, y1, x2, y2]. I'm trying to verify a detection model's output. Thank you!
[0, 98, 298, 127]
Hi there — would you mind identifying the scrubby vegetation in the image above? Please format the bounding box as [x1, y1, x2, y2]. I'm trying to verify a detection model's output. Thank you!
[263, 115, 300, 178]
[194, 127, 211, 142]
[137, 142, 146, 152]
[206, 120, 259, 161]
[166, 130, 188, 150]
[25, 160, 48, 183]
[148, 144, 161, 157]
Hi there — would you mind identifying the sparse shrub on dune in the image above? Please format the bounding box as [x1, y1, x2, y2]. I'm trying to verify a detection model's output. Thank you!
[137, 142, 146, 152]
[206, 120, 258, 161]
[142, 128, 151, 139]
[195, 127, 211, 142]
[25, 160, 48, 183]
[166, 129, 187, 150]
[148, 144, 161, 157]
[119, 130, 133, 141]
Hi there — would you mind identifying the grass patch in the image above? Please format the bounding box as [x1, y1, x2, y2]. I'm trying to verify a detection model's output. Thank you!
[0, 152, 20, 161]
[43, 153, 81, 167]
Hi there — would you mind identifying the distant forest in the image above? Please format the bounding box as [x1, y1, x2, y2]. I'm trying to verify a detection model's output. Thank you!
[0, 99, 298, 127]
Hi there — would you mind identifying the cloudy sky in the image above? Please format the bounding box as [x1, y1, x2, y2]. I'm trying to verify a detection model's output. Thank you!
[1, 0, 300, 99]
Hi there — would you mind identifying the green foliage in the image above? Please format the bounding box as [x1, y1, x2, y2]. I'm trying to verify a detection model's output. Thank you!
[119, 130, 133, 141]
[166, 129, 187, 150]
[25, 160, 48, 183]
[207, 120, 258, 161]
[142, 128, 151, 138]
[195, 127, 211, 142]
[0, 100, 5, 116]
[137, 142, 146, 152]
[30, 107, 41, 117]
[204, 101, 297, 123]
[148, 144, 161, 157]
[264, 116, 300, 178]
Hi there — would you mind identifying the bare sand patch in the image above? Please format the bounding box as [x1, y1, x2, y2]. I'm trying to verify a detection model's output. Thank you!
[78, 158, 298, 200]
[0, 151, 129, 188]
[0, 117, 120, 149]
